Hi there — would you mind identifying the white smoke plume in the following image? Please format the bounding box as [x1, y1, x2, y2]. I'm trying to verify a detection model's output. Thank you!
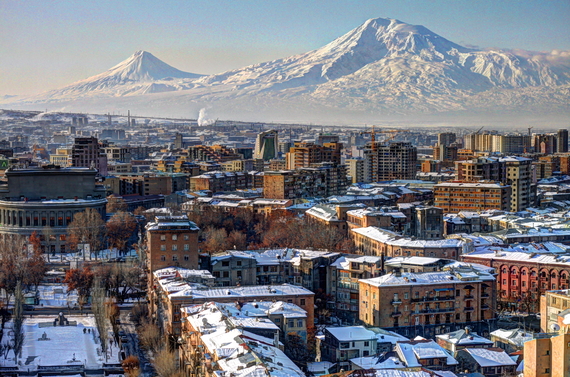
[197, 107, 216, 127]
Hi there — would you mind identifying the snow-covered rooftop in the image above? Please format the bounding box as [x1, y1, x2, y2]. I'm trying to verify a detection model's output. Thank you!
[352, 226, 464, 249]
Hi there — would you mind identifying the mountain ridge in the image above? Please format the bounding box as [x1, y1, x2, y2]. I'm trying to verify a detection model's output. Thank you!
[4, 17, 570, 123]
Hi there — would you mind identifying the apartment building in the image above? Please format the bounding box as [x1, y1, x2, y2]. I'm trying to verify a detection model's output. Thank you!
[331, 255, 383, 324]
[263, 163, 349, 199]
[189, 171, 250, 192]
[455, 156, 533, 212]
[351, 227, 464, 259]
[523, 332, 570, 377]
[461, 244, 570, 312]
[179, 302, 305, 377]
[358, 267, 496, 339]
[149, 273, 315, 338]
[285, 141, 342, 169]
[434, 182, 512, 213]
[540, 289, 570, 333]
[145, 215, 200, 272]
[346, 158, 367, 184]
[363, 142, 417, 181]
[323, 326, 378, 371]
[70, 137, 108, 175]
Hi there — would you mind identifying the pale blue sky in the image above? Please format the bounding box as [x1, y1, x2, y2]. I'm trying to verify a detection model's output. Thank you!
[1, 0, 569, 95]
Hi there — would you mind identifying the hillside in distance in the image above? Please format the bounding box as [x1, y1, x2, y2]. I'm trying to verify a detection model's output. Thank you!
[5, 18, 570, 125]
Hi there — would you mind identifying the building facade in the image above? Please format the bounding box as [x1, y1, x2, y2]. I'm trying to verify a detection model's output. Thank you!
[0, 167, 106, 253]
[145, 215, 200, 272]
[359, 268, 496, 339]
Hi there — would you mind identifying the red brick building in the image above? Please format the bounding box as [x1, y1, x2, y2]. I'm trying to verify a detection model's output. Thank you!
[145, 215, 200, 272]
[461, 244, 570, 312]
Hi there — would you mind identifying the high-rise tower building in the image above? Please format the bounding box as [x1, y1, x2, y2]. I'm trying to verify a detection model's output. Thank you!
[558, 129, 569, 153]
[437, 132, 456, 147]
[70, 137, 108, 175]
[253, 130, 278, 161]
[363, 142, 417, 182]
[285, 141, 342, 169]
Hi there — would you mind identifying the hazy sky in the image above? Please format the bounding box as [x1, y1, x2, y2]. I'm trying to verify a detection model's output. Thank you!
[1, 0, 569, 95]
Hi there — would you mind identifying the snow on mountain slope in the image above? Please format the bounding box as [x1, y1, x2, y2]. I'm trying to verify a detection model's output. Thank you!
[28, 51, 202, 100]
[4, 17, 570, 121]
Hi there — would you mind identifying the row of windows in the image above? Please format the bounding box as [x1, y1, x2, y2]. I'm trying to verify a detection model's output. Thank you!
[160, 244, 190, 251]
[160, 255, 190, 262]
[160, 234, 190, 241]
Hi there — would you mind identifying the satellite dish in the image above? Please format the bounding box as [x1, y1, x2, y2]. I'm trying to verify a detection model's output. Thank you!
[550, 323, 560, 332]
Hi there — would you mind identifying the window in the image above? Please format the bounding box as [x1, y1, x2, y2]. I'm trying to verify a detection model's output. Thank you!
[237, 261, 242, 267]
[236, 271, 242, 278]
[184, 255, 189, 261]
[172, 255, 178, 261]
[456, 290, 460, 297]
[288, 320, 294, 328]
[300, 299, 306, 305]
[160, 255, 166, 261]
[172, 234, 178, 241]
[184, 234, 189, 240]
[364, 341, 370, 347]
[297, 320, 303, 327]
[223, 271, 229, 278]
[404, 292, 409, 299]
[160, 245, 166, 251]
[222, 261, 230, 267]
[184, 244, 189, 251]
[160, 235, 166, 241]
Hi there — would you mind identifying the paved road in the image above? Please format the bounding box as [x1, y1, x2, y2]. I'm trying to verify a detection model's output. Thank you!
[119, 311, 154, 377]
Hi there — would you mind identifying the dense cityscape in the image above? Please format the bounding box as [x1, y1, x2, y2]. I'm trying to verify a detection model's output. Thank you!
[0, 108, 568, 377]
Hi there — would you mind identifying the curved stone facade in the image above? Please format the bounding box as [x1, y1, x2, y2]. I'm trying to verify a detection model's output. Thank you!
[0, 167, 107, 253]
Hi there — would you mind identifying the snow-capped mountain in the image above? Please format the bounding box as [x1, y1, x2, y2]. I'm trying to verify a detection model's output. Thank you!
[29, 50, 203, 100]
[5, 18, 570, 123]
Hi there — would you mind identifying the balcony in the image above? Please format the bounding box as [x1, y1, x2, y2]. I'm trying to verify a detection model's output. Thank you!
[422, 307, 455, 314]
[391, 311, 402, 317]
[411, 296, 454, 303]
[464, 295, 474, 300]
[464, 307, 475, 312]
[481, 305, 490, 310]
[481, 293, 490, 298]
[391, 299, 402, 305]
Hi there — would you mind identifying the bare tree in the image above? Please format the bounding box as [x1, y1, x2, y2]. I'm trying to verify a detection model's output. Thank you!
[152, 348, 180, 377]
[107, 195, 128, 213]
[92, 279, 109, 359]
[106, 211, 137, 255]
[67, 209, 105, 259]
[12, 281, 25, 361]
[138, 321, 162, 354]
[0, 236, 32, 301]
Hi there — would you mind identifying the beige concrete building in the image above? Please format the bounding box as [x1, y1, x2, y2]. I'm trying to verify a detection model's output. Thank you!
[351, 226, 464, 259]
[524, 332, 570, 377]
[358, 267, 496, 339]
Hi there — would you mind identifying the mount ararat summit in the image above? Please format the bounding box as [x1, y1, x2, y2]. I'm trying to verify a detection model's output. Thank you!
[6, 18, 570, 124]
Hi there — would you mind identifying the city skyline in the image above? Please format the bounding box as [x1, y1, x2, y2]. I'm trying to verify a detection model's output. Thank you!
[1, 0, 569, 96]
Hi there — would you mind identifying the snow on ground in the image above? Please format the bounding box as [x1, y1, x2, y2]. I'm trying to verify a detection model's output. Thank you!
[0, 316, 120, 368]
[36, 285, 79, 307]
[42, 248, 138, 264]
